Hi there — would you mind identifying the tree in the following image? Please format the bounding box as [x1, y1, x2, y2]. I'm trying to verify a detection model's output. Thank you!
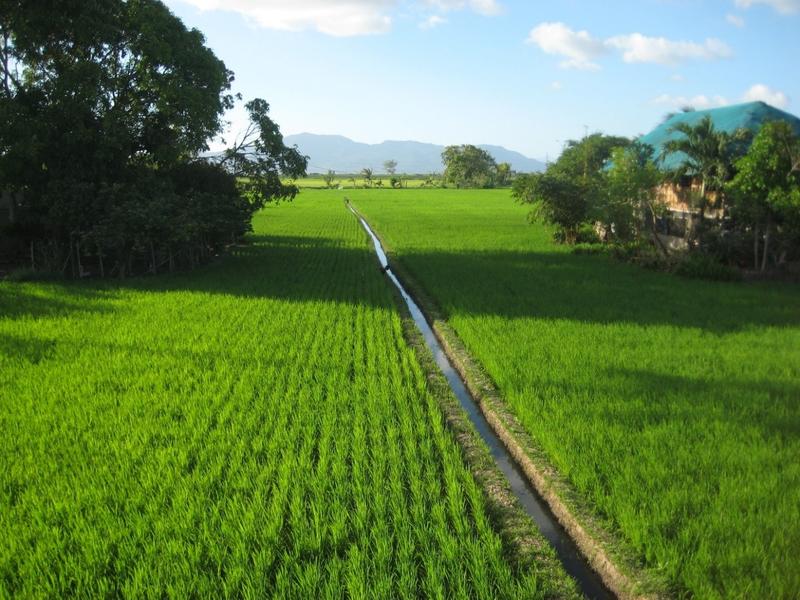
[600, 143, 665, 249]
[361, 167, 373, 188]
[217, 98, 307, 208]
[513, 133, 631, 243]
[496, 162, 512, 186]
[383, 159, 397, 175]
[322, 170, 336, 188]
[512, 173, 585, 243]
[442, 145, 497, 188]
[551, 133, 631, 183]
[727, 121, 800, 270]
[0, 0, 305, 276]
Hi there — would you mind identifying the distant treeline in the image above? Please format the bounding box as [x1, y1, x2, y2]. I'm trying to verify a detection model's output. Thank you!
[0, 0, 306, 279]
[301, 146, 518, 190]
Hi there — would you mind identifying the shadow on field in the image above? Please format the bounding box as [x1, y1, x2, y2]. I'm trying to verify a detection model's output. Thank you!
[4, 234, 798, 333]
[0, 234, 390, 322]
[394, 249, 800, 334]
[0, 332, 58, 363]
[601, 367, 800, 440]
[0, 285, 117, 320]
[128, 234, 389, 305]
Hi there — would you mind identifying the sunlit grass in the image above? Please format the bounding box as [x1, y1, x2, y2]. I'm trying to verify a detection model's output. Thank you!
[352, 188, 800, 599]
[0, 196, 560, 597]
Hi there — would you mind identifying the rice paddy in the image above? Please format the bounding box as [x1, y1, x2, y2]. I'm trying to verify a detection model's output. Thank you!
[0, 196, 574, 598]
[350, 188, 800, 599]
[4, 186, 798, 598]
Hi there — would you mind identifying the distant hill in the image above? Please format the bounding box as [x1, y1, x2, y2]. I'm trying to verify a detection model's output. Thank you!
[283, 133, 545, 174]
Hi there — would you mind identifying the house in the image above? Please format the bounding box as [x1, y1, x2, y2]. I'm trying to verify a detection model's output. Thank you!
[637, 101, 800, 248]
[640, 101, 800, 212]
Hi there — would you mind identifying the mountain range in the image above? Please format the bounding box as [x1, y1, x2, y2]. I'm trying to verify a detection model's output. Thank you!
[283, 133, 545, 174]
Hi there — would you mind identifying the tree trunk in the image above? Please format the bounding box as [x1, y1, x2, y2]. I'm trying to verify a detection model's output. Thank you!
[76, 239, 83, 277]
[13, 190, 22, 223]
[2, 188, 12, 223]
[761, 220, 770, 272]
[68, 238, 76, 278]
[687, 179, 707, 249]
[650, 219, 669, 257]
[753, 224, 760, 270]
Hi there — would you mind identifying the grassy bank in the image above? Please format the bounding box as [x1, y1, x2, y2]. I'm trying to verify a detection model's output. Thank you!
[350, 188, 800, 599]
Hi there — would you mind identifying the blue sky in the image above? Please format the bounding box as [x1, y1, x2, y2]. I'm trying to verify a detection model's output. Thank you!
[164, 0, 800, 160]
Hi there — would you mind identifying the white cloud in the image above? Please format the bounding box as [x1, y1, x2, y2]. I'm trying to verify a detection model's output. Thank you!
[526, 22, 606, 70]
[606, 34, 732, 65]
[734, 0, 800, 14]
[527, 23, 732, 70]
[726, 13, 746, 26]
[550, 80, 563, 91]
[742, 83, 789, 107]
[671, 73, 685, 81]
[424, 0, 502, 15]
[652, 84, 790, 110]
[175, 0, 392, 36]
[173, 0, 502, 36]
[420, 14, 447, 28]
[653, 94, 730, 109]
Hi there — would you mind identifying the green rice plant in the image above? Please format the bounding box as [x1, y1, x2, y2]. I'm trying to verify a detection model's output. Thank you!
[0, 196, 568, 597]
[351, 187, 800, 599]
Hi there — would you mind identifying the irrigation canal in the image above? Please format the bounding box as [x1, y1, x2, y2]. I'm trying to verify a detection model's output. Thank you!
[349, 203, 613, 600]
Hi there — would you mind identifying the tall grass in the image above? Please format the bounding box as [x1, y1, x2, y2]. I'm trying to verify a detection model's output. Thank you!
[352, 188, 800, 599]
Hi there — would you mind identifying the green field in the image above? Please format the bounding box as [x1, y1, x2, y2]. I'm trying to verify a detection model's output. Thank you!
[4, 188, 799, 599]
[288, 176, 433, 189]
[0, 197, 574, 597]
[348, 188, 800, 599]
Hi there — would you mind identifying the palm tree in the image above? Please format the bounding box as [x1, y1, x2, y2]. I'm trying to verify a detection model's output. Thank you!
[661, 116, 749, 242]
[361, 167, 373, 188]
[662, 116, 747, 210]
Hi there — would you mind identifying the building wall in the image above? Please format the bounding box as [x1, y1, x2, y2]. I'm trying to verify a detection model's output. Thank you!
[654, 181, 723, 218]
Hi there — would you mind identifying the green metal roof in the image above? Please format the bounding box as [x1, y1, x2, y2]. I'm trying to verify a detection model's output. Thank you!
[638, 101, 800, 171]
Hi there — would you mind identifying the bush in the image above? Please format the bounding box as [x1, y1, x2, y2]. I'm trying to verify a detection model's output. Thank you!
[673, 254, 742, 282]
[572, 244, 608, 256]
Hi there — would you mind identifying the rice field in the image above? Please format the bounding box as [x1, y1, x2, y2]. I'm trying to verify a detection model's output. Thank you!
[350, 188, 800, 599]
[0, 196, 573, 597]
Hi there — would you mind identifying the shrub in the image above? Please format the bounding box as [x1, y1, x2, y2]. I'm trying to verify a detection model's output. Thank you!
[673, 254, 742, 282]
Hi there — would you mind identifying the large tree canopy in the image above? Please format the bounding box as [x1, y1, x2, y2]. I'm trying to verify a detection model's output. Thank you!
[442, 144, 497, 188]
[0, 0, 306, 277]
[512, 133, 631, 243]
